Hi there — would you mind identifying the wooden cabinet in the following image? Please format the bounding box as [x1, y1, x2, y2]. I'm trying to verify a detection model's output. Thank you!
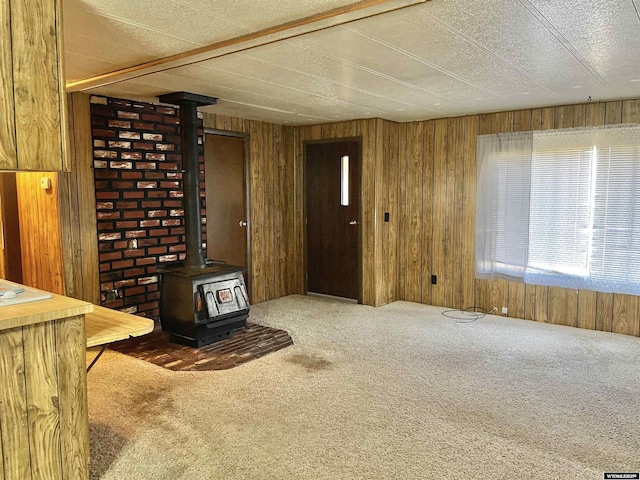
[0, 290, 93, 480]
[0, 0, 68, 171]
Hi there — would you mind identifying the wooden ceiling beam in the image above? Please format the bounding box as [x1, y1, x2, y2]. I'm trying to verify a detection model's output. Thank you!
[66, 0, 428, 92]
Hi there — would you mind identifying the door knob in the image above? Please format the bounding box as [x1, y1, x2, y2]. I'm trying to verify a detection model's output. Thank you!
[349, 220, 357, 225]
[239, 220, 248, 227]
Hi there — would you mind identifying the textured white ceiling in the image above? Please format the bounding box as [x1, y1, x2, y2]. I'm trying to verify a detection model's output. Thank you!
[64, 0, 640, 125]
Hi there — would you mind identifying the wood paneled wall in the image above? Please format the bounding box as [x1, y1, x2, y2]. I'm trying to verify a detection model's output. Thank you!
[202, 113, 300, 304]
[60, 93, 100, 304]
[294, 120, 385, 306]
[16, 172, 65, 295]
[390, 99, 640, 337]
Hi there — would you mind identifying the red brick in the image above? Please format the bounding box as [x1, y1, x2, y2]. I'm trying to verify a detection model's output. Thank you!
[162, 219, 181, 227]
[119, 131, 141, 140]
[133, 121, 154, 130]
[114, 279, 136, 288]
[149, 228, 169, 237]
[120, 171, 143, 179]
[96, 192, 119, 200]
[93, 128, 116, 138]
[169, 244, 186, 253]
[164, 200, 181, 208]
[145, 153, 165, 161]
[113, 241, 129, 249]
[143, 133, 163, 141]
[164, 116, 179, 125]
[148, 246, 167, 255]
[125, 230, 146, 238]
[156, 143, 175, 151]
[99, 252, 122, 261]
[156, 124, 176, 133]
[125, 286, 146, 296]
[118, 111, 140, 120]
[166, 172, 182, 180]
[123, 268, 145, 278]
[159, 254, 178, 262]
[115, 221, 138, 229]
[140, 219, 160, 227]
[141, 201, 161, 209]
[97, 211, 120, 220]
[99, 232, 121, 241]
[113, 181, 135, 189]
[160, 181, 179, 189]
[170, 209, 184, 216]
[170, 227, 185, 235]
[116, 201, 138, 209]
[121, 152, 142, 160]
[137, 181, 157, 189]
[135, 162, 157, 170]
[159, 163, 178, 170]
[137, 238, 158, 247]
[147, 191, 168, 198]
[144, 172, 165, 180]
[123, 249, 146, 258]
[123, 191, 144, 199]
[136, 257, 156, 266]
[156, 106, 175, 115]
[94, 150, 117, 159]
[137, 301, 159, 311]
[123, 211, 145, 219]
[160, 236, 179, 244]
[108, 120, 131, 128]
[138, 275, 158, 285]
[112, 259, 134, 269]
[147, 209, 166, 217]
[110, 161, 132, 169]
[133, 142, 154, 151]
[108, 141, 131, 149]
[141, 113, 163, 122]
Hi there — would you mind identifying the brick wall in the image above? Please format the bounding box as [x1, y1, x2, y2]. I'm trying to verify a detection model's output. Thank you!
[91, 96, 205, 319]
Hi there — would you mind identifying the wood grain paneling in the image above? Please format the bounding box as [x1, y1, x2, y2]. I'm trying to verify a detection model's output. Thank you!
[55, 315, 89, 479]
[23, 321, 64, 479]
[405, 122, 424, 303]
[0, 327, 31, 479]
[60, 93, 99, 303]
[387, 98, 640, 337]
[16, 172, 65, 294]
[0, 0, 17, 169]
[11, 0, 65, 171]
[421, 121, 435, 306]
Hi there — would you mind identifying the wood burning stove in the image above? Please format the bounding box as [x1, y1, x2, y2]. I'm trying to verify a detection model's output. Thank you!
[157, 91, 250, 347]
[158, 263, 249, 347]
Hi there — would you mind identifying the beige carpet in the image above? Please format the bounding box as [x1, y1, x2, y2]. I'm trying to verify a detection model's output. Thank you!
[87, 295, 640, 479]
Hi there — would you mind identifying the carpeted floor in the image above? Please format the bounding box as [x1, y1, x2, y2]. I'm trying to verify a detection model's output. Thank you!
[87, 295, 640, 479]
[108, 323, 293, 371]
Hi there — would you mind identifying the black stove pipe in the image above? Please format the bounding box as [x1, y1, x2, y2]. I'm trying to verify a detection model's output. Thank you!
[157, 92, 217, 269]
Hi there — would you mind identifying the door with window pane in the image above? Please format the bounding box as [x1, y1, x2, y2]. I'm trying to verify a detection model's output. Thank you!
[305, 141, 361, 300]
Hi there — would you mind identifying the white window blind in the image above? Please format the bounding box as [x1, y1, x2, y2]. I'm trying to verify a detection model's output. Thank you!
[476, 124, 640, 296]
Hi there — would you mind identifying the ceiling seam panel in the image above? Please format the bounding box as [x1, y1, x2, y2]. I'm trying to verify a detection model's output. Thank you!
[79, 9, 205, 49]
[116, 66, 386, 118]
[238, 50, 447, 116]
[632, 0, 640, 22]
[344, 28, 505, 98]
[421, 11, 568, 102]
[515, 0, 621, 99]
[165, 67, 390, 116]
[280, 39, 455, 105]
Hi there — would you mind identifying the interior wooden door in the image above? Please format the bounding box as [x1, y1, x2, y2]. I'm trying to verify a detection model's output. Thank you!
[306, 141, 361, 300]
[204, 134, 247, 269]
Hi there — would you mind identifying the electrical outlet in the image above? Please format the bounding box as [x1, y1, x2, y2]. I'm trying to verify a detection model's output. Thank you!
[502, 307, 508, 315]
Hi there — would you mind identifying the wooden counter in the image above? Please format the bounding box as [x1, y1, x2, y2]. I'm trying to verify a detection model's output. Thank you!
[0, 289, 93, 480]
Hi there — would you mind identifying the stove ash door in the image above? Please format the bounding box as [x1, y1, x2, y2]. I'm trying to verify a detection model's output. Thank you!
[199, 278, 249, 321]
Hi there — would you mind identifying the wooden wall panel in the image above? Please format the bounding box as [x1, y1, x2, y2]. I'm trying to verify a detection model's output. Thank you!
[0, 0, 17, 169]
[16, 172, 65, 294]
[0, 327, 31, 479]
[421, 122, 435, 306]
[382, 121, 400, 304]
[11, 0, 65, 171]
[405, 122, 424, 303]
[60, 93, 100, 303]
[389, 98, 640, 337]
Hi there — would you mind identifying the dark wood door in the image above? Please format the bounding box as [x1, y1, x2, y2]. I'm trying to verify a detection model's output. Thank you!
[204, 135, 247, 268]
[306, 141, 360, 300]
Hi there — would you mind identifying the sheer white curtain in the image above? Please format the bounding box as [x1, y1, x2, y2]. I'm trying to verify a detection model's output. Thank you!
[476, 123, 640, 296]
[476, 131, 532, 281]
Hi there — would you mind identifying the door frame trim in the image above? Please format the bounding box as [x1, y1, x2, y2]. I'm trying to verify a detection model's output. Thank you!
[303, 137, 363, 304]
[203, 128, 253, 299]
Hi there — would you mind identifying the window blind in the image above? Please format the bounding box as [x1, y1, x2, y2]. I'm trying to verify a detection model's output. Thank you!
[476, 123, 640, 296]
